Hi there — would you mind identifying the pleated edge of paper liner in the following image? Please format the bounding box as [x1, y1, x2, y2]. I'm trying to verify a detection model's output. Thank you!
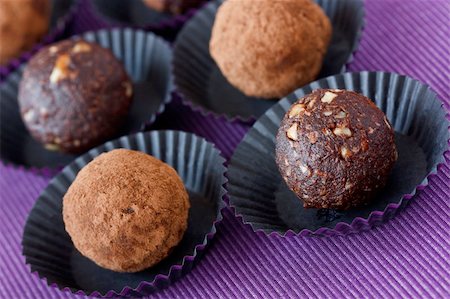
[226, 72, 450, 238]
[21, 130, 228, 297]
[173, 0, 366, 124]
[0, 27, 175, 176]
[0, 0, 81, 81]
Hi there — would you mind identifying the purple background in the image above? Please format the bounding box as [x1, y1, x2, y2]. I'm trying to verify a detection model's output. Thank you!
[1, 0, 449, 298]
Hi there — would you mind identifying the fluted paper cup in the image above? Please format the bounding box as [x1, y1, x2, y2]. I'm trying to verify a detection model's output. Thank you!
[0, 28, 173, 169]
[173, 0, 364, 122]
[228, 71, 449, 236]
[22, 130, 226, 297]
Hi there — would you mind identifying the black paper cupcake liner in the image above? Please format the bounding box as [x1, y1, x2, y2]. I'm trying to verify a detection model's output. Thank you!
[0, 0, 79, 80]
[22, 130, 226, 297]
[173, 0, 364, 122]
[0, 28, 173, 170]
[227, 71, 449, 236]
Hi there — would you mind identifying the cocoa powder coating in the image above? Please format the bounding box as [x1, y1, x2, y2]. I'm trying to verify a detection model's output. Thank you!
[276, 89, 397, 210]
[209, 0, 332, 99]
[18, 39, 133, 154]
[63, 149, 190, 272]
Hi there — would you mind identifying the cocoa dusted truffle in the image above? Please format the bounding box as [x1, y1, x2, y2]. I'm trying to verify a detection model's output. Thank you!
[63, 149, 190, 273]
[143, 0, 204, 15]
[210, 0, 332, 99]
[18, 39, 133, 154]
[0, 0, 51, 64]
[276, 89, 397, 210]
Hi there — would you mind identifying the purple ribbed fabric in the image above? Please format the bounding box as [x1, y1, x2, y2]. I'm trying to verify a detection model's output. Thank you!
[0, 0, 449, 298]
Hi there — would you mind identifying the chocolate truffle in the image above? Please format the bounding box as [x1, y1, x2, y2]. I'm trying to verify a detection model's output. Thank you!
[275, 89, 397, 210]
[0, 0, 51, 65]
[63, 149, 190, 273]
[210, 0, 332, 99]
[143, 0, 204, 15]
[18, 39, 133, 154]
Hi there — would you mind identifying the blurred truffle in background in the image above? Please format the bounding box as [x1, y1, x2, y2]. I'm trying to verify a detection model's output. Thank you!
[0, 0, 51, 65]
[210, 0, 332, 99]
[143, 0, 205, 15]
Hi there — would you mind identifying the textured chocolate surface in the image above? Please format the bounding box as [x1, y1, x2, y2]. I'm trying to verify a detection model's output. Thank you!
[276, 89, 397, 209]
[63, 149, 190, 273]
[18, 39, 133, 154]
[209, 0, 331, 99]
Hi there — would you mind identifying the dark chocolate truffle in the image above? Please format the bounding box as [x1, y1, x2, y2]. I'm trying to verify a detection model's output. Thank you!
[210, 0, 332, 99]
[63, 149, 190, 273]
[18, 39, 133, 154]
[276, 89, 397, 210]
[0, 0, 50, 65]
[143, 0, 204, 15]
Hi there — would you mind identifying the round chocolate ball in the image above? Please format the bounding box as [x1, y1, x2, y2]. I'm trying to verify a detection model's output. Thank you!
[18, 39, 133, 154]
[63, 149, 190, 273]
[209, 0, 332, 99]
[275, 89, 397, 210]
[0, 0, 50, 65]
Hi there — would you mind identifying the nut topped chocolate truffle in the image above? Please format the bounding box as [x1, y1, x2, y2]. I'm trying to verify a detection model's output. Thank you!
[63, 149, 190, 273]
[210, 0, 332, 99]
[276, 89, 397, 210]
[18, 39, 133, 154]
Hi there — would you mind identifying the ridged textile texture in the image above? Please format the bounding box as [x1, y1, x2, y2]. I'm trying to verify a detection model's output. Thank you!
[0, 0, 449, 298]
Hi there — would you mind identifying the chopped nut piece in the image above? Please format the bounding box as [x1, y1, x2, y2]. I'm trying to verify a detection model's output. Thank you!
[384, 117, 392, 129]
[45, 144, 59, 151]
[50, 54, 71, 83]
[345, 181, 352, 190]
[333, 127, 352, 137]
[72, 42, 91, 53]
[307, 131, 318, 143]
[368, 127, 375, 134]
[49, 46, 58, 54]
[286, 166, 291, 176]
[323, 111, 332, 116]
[73, 140, 81, 147]
[340, 146, 351, 159]
[289, 104, 306, 118]
[284, 158, 289, 166]
[322, 128, 332, 136]
[299, 164, 310, 176]
[23, 110, 35, 122]
[286, 123, 298, 140]
[335, 111, 347, 119]
[54, 137, 62, 144]
[308, 99, 316, 108]
[123, 81, 133, 97]
[321, 91, 337, 103]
